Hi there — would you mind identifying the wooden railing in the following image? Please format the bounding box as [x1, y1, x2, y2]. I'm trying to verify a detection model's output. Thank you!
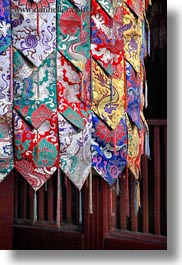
[108, 119, 167, 236]
[13, 119, 167, 248]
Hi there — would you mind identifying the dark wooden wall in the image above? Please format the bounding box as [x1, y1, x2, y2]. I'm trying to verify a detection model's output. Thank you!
[0, 172, 14, 250]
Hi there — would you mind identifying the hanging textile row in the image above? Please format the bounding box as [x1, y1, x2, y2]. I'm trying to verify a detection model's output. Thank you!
[0, 0, 151, 214]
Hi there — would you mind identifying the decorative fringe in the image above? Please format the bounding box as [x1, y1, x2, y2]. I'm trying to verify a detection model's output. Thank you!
[89, 169, 93, 214]
[116, 178, 120, 197]
[145, 132, 151, 158]
[79, 191, 82, 224]
[134, 180, 141, 215]
[56, 169, 61, 228]
[33, 191, 37, 222]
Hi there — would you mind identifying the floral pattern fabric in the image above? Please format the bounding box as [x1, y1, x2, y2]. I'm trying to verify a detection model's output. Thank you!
[0, 0, 11, 54]
[0, 102, 14, 182]
[13, 49, 57, 129]
[57, 52, 89, 130]
[11, 0, 56, 67]
[124, 0, 144, 20]
[58, 113, 92, 190]
[91, 59, 125, 130]
[123, 3, 142, 74]
[13, 109, 59, 191]
[0, 1, 151, 199]
[0, 1, 13, 182]
[91, 112, 127, 185]
[91, 0, 124, 76]
[126, 61, 141, 129]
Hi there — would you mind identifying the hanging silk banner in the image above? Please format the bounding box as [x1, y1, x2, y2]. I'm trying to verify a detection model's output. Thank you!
[12, 0, 58, 190]
[91, 112, 127, 185]
[11, 0, 56, 67]
[0, 0, 14, 183]
[58, 113, 92, 190]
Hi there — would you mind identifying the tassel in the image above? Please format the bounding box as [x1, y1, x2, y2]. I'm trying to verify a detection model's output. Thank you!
[56, 169, 61, 228]
[33, 191, 37, 222]
[134, 180, 141, 215]
[10, 45, 13, 102]
[113, 129, 117, 155]
[145, 132, 151, 158]
[145, 79, 148, 108]
[148, 30, 151, 56]
[79, 191, 82, 224]
[125, 166, 130, 217]
[116, 178, 120, 196]
[89, 169, 93, 214]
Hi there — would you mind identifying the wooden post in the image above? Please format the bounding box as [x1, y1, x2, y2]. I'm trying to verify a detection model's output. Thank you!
[142, 157, 149, 233]
[154, 126, 161, 235]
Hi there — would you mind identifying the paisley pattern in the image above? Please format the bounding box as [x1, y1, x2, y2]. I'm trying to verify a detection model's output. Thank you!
[91, 112, 127, 186]
[13, 110, 59, 191]
[123, 3, 142, 74]
[57, 52, 89, 130]
[91, 59, 125, 130]
[11, 0, 56, 67]
[58, 113, 92, 190]
[13, 49, 57, 129]
[0, 102, 14, 183]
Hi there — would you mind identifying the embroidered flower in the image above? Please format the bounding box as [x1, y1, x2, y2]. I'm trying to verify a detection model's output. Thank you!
[32, 104, 52, 129]
[18, 0, 55, 9]
[35, 139, 58, 167]
[60, 8, 80, 36]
